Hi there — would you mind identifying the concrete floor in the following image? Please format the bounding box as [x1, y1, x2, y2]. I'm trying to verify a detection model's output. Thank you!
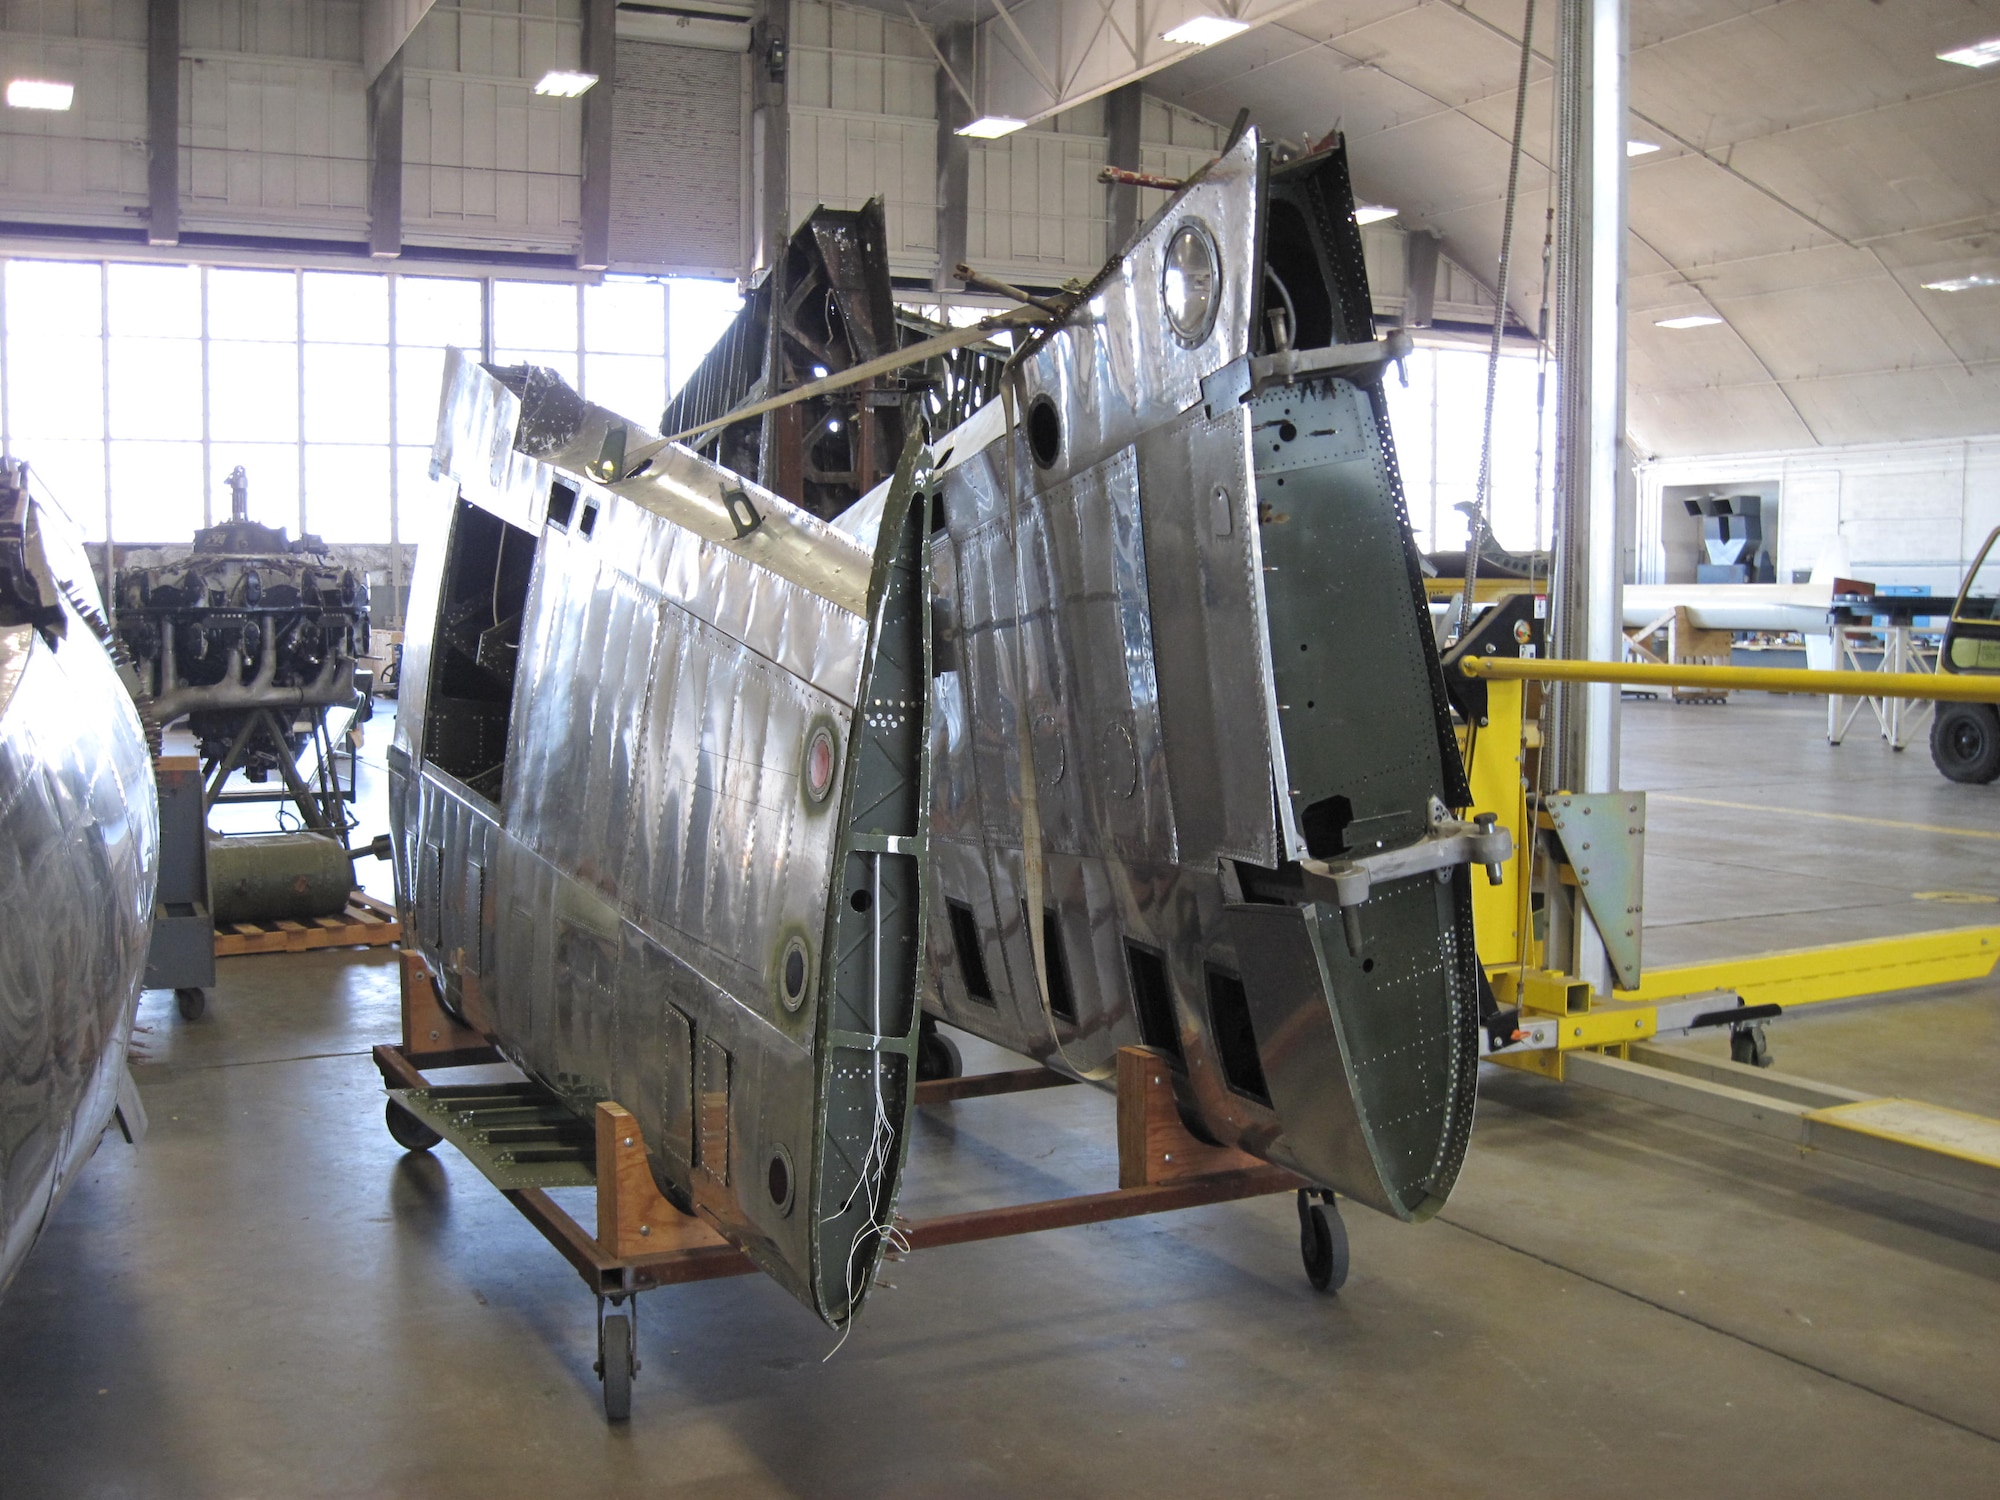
[3, 695, 1998, 1497]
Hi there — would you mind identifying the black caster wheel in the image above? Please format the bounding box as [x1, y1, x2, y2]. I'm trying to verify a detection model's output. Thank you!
[1297, 1189, 1350, 1293]
[174, 987, 206, 1021]
[916, 1022, 963, 1082]
[384, 1097, 442, 1153]
[1730, 1022, 1773, 1069]
[598, 1310, 635, 1423]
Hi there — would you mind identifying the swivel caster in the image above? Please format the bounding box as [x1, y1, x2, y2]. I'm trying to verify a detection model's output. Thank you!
[915, 1017, 963, 1082]
[596, 1299, 638, 1423]
[1730, 1021, 1772, 1069]
[1297, 1189, 1350, 1293]
[174, 987, 206, 1021]
[384, 1097, 442, 1152]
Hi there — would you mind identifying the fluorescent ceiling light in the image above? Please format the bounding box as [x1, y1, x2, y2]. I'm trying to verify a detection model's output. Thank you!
[1937, 37, 2000, 67]
[1353, 204, 1398, 225]
[6, 79, 74, 111]
[1921, 272, 2000, 292]
[957, 115, 1026, 139]
[1626, 139, 1660, 156]
[1655, 314, 1722, 329]
[533, 70, 598, 97]
[1161, 16, 1250, 45]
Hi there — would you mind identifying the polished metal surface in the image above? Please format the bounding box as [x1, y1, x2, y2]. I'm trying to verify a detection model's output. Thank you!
[910, 129, 1486, 1221]
[396, 126, 1489, 1353]
[0, 476, 159, 1299]
[395, 361, 930, 1328]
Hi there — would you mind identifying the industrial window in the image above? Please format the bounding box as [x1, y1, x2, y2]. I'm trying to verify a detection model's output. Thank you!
[1380, 343, 1557, 559]
[1125, 940, 1185, 1069]
[1205, 967, 1271, 1106]
[0, 260, 735, 571]
[946, 899, 994, 1004]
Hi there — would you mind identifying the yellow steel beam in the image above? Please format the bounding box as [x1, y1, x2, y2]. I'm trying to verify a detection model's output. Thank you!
[1620, 927, 2000, 1009]
[1423, 577, 1538, 603]
[1458, 656, 2000, 703]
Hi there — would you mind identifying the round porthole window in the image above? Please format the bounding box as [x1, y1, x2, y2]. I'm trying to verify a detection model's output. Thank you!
[1162, 220, 1221, 347]
[803, 724, 838, 805]
[780, 935, 811, 1011]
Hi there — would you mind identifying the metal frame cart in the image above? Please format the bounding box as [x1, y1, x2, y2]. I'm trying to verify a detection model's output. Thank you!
[372, 952, 1330, 1422]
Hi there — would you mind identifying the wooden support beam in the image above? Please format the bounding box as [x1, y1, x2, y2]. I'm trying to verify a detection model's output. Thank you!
[915, 1066, 1077, 1105]
[595, 1102, 728, 1259]
[398, 948, 491, 1064]
[146, 0, 180, 246]
[1116, 1046, 1265, 1188]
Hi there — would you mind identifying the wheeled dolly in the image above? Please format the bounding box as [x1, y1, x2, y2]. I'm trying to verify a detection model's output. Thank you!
[376, 952, 1352, 1421]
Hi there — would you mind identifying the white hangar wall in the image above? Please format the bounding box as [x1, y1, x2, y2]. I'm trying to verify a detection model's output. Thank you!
[1638, 435, 2000, 596]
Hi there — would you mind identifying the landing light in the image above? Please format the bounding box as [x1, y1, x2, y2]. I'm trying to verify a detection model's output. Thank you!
[1162, 221, 1221, 346]
[1655, 314, 1722, 329]
[1921, 273, 2000, 292]
[1353, 205, 1398, 225]
[1626, 140, 1660, 156]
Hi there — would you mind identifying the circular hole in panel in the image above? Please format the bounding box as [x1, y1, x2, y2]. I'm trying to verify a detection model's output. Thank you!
[1362, 958, 1376, 974]
[850, 888, 872, 913]
[768, 1146, 795, 1214]
[780, 936, 810, 1011]
[1279, 421, 1298, 442]
[1028, 395, 1063, 469]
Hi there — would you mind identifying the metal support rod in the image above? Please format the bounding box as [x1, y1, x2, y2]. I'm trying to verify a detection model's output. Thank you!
[932, 22, 972, 297]
[1460, 655, 2000, 703]
[146, 0, 180, 247]
[1104, 82, 1143, 255]
[1548, 0, 1627, 792]
[577, 0, 615, 272]
[368, 48, 405, 260]
[1547, 0, 1627, 992]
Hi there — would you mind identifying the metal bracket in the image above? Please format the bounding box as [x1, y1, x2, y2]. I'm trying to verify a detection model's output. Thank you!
[1248, 330, 1414, 395]
[1543, 791, 1646, 988]
[721, 487, 764, 539]
[1301, 798, 1513, 957]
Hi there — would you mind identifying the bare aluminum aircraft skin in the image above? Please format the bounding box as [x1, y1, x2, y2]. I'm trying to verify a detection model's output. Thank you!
[393, 354, 931, 1329]
[0, 475, 159, 1299]
[395, 125, 1492, 1340]
[845, 130, 1492, 1220]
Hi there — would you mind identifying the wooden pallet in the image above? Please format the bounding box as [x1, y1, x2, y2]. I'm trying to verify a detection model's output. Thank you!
[214, 891, 402, 957]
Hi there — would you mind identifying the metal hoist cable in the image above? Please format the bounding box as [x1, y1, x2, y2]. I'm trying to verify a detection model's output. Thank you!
[1455, 0, 1541, 643]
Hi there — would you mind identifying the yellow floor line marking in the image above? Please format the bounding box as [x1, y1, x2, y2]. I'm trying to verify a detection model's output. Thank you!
[1650, 793, 2000, 843]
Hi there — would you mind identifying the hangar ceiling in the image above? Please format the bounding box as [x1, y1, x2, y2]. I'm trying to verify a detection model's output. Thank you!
[899, 0, 2000, 458]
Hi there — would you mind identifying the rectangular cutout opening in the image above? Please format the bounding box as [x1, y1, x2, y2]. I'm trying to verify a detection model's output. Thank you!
[1125, 940, 1184, 1069]
[1206, 966, 1271, 1105]
[946, 899, 994, 1004]
[1022, 903, 1077, 1022]
[546, 479, 577, 530]
[423, 496, 538, 803]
